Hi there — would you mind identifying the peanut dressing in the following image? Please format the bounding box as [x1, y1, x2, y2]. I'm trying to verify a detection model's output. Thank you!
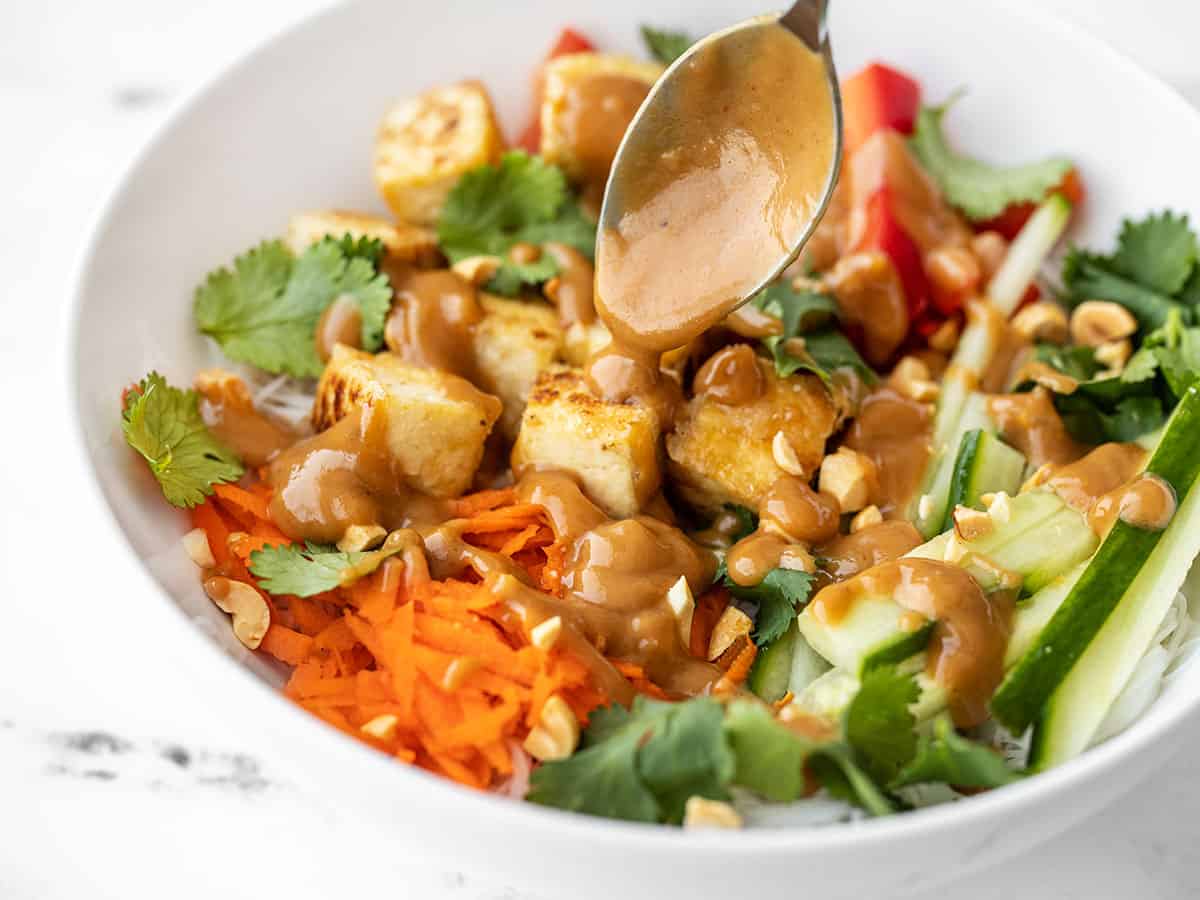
[815, 521, 924, 584]
[988, 387, 1087, 468]
[1045, 443, 1175, 535]
[195, 373, 296, 469]
[383, 267, 484, 380]
[810, 558, 1014, 727]
[692, 344, 766, 406]
[561, 74, 653, 204]
[515, 471, 721, 695]
[595, 22, 836, 354]
[844, 385, 933, 516]
[315, 295, 363, 363]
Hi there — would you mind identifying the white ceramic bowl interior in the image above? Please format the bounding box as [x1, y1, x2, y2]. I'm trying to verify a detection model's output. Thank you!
[71, 1, 1200, 897]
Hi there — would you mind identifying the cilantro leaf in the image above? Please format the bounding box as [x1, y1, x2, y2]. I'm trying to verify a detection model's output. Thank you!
[248, 536, 408, 597]
[640, 25, 692, 65]
[121, 372, 244, 508]
[1110, 211, 1198, 296]
[891, 716, 1024, 790]
[1063, 248, 1185, 333]
[721, 567, 815, 647]
[909, 99, 1073, 221]
[843, 666, 919, 785]
[807, 744, 898, 817]
[437, 152, 596, 293]
[528, 697, 732, 824]
[328, 233, 386, 267]
[722, 699, 810, 802]
[194, 239, 392, 377]
[636, 698, 735, 823]
[1032, 342, 1099, 382]
[751, 280, 875, 386]
[486, 256, 559, 297]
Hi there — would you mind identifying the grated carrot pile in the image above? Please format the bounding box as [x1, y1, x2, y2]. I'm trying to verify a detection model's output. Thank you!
[189, 486, 615, 789]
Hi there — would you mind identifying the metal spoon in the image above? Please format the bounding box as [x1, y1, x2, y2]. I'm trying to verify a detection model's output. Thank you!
[598, 0, 843, 311]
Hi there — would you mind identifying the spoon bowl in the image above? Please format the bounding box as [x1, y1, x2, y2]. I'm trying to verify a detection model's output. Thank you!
[597, 3, 843, 334]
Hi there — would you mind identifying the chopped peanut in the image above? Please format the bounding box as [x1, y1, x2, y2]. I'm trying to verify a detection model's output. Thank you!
[819, 447, 874, 513]
[203, 576, 271, 650]
[182, 528, 215, 569]
[337, 523, 388, 553]
[927, 318, 961, 353]
[683, 796, 743, 829]
[1095, 338, 1133, 375]
[1012, 301, 1069, 344]
[708, 606, 754, 661]
[772, 430, 806, 477]
[361, 714, 399, 740]
[522, 695, 580, 761]
[450, 255, 502, 286]
[850, 505, 884, 533]
[953, 505, 995, 542]
[1069, 300, 1137, 347]
[970, 230, 1009, 280]
[530, 615, 563, 651]
[666, 576, 696, 646]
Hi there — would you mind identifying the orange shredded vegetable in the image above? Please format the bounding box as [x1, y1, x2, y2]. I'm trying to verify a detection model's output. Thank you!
[190, 486, 690, 789]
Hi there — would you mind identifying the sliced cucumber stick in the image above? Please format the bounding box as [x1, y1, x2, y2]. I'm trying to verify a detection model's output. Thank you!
[940, 430, 1026, 533]
[994, 385, 1200, 741]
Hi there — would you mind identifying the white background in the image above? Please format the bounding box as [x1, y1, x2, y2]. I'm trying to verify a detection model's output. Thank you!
[3, 1, 1200, 897]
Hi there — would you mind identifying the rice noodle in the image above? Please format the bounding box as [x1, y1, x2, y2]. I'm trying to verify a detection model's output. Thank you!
[731, 788, 862, 828]
[202, 339, 317, 433]
[496, 740, 533, 800]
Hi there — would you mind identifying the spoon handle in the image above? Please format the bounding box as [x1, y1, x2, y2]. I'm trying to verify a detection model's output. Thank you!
[779, 0, 830, 50]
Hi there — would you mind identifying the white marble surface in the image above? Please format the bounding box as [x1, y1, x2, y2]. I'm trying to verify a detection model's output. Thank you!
[4, 1, 1200, 896]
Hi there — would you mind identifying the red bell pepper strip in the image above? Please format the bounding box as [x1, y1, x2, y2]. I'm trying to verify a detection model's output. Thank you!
[516, 27, 596, 152]
[841, 63, 922, 156]
[856, 188, 931, 326]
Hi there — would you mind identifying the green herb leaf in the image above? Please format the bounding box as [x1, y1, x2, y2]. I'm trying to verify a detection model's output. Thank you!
[721, 568, 816, 647]
[1032, 343, 1100, 382]
[528, 697, 732, 824]
[753, 282, 838, 335]
[437, 151, 595, 293]
[121, 372, 244, 508]
[328, 233, 386, 268]
[1063, 249, 1185, 333]
[248, 542, 371, 597]
[807, 744, 898, 817]
[194, 238, 392, 377]
[779, 329, 876, 385]
[640, 25, 691, 65]
[751, 280, 875, 386]
[909, 99, 1073, 221]
[892, 716, 1024, 790]
[1110, 211, 1199, 296]
[843, 666, 919, 785]
[722, 699, 811, 802]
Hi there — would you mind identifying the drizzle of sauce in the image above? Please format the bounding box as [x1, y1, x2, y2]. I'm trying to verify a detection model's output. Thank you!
[195, 371, 295, 469]
[541, 242, 596, 327]
[594, 22, 836, 354]
[1091, 473, 1176, 535]
[514, 471, 720, 695]
[974, 301, 1032, 394]
[815, 520, 923, 584]
[266, 407, 449, 543]
[315, 295, 363, 363]
[988, 387, 1087, 468]
[824, 252, 909, 366]
[583, 342, 683, 429]
[1046, 442, 1148, 523]
[843, 385, 933, 516]
[810, 558, 1014, 727]
[725, 531, 794, 586]
[723, 304, 785, 340]
[383, 267, 484, 380]
[692, 344, 766, 405]
[759, 476, 841, 544]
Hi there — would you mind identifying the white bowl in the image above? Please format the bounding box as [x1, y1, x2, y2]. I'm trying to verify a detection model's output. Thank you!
[70, 1, 1200, 896]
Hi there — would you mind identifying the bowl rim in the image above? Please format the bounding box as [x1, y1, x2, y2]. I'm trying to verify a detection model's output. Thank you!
[67, 0, 1200, 854]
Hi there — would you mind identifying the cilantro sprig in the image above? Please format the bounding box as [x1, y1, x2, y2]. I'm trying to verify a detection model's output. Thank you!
[718, 565, 816, 647]
[909, 96, 1073, 221]
[436, 151, 595, 296]
[194, 236, 391, 377]
[752, 281, 875, 387]
[528, 667, 1023, 823]
[121, 372, 244, 508]
[1063, 211, 1199, 332]
[640, 25, 692, 65]
[248, 538, 404, 597]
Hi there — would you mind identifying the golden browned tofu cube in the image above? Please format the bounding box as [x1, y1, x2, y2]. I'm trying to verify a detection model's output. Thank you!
[511, 367, 661, 518]
[539, 53, 663, 183]
[561, 320, 612, 367]
[666, 359, 837, 513]
[314, 345, 501, 497]
[374, 81, 505, 227]
[472, 295, 564, 440]
[285, 210, 442, 268]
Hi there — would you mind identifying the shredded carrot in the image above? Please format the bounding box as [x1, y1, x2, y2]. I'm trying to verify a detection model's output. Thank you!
[716, 641, 758, 694]
[260, 625, 314, 666]
[690, 587, 731, 659]
[212, 483, 272, 528]
[449, 488, 517, 518]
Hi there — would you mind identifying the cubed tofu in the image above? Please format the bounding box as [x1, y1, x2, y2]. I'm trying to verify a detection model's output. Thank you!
[314, 345, 501, 498]
[667, 359, 838, 513]
[561, 320, 612, 367]
[472, 295, 564, 440]
[374, 80, 505, 227]
[285, 210, 442, 268]
[512, 367, 661, 518]
[539, 54, 663, 183]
